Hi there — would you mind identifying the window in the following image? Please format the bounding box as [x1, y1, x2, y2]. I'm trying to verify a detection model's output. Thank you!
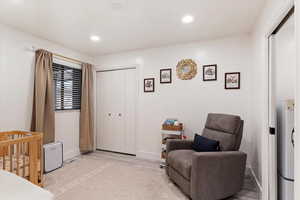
[53, 63, 82, 110]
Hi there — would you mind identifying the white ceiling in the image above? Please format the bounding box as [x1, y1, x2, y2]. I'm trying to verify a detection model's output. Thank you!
[0, 0, 266, 56]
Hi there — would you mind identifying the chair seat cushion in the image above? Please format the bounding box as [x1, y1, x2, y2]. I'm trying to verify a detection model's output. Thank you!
[168, 150, 195, 180]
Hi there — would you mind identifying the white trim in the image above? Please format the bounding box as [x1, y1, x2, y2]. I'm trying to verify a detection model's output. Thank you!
[95, 65, 139, 72]
[96, 67, 137, 72]
[134, 65, 141, 156]
[93, 67, 97, 152]
[53, 57, 82, 69]
[265, 1, 295, 38]
[261, 28, 270, 200]
[249, 166, 263, 192]
[295, 1, 300, 199]
[136, 151, 161, 161]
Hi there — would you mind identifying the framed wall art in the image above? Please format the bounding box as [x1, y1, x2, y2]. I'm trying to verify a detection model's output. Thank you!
[203, 64, 217, 81]
[160, 68, 172, 84]
[144, 78, 155, 92]
[225, 72, 240, 89]
[176, 59, 197, 80]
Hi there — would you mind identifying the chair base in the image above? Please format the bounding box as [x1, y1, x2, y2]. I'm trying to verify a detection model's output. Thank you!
[168, 166, 191, 197]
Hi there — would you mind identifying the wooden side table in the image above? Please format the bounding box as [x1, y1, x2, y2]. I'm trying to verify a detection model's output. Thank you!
[160, 124, 184, 168]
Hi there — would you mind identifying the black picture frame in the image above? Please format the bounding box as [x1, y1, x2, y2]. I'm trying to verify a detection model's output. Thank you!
[144, 78, 155, 92]
[225, 72, 240, 89]
[160, 68, 172, 84]
[203, 64, 217, 81]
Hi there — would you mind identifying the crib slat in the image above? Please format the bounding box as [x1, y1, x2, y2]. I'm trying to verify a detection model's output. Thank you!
[22, 142, 25, 177]
[16, 143, 20, 176]
[2, 155, 4, 170]
[9, 144, 13, 172]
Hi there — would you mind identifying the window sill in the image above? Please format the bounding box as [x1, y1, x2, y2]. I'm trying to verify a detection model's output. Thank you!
[55, 110, 81, 113]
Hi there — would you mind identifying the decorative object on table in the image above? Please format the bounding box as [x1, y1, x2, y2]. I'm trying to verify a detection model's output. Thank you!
[163, 118, 178, 126]
[225, 72, 240, 89]
[174, 121, 180, 126]
[144, 78, 155, 92]
[203, 64, 217, 81]
[160, 119, 184, 168]
[160, 68, 172, 84]
[176, 59, 197, 80]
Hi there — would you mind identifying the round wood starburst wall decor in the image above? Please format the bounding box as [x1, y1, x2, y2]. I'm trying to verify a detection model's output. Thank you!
[176, 59, 197, 80]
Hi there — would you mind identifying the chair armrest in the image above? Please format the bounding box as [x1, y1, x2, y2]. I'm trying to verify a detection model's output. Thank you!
[191, 151, 247, 200]
[166, 139, 193, 154]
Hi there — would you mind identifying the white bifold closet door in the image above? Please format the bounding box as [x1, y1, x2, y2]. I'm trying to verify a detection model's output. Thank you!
[96, 69, 136, 155]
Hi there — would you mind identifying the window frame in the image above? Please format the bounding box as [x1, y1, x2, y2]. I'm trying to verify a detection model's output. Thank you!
[53, 63, 82, 111]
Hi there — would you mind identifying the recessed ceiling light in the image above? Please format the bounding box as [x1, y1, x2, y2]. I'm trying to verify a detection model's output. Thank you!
[182, 15, 194, 24]
[90, 35, 101, 42]
[111, 0, 127, 10]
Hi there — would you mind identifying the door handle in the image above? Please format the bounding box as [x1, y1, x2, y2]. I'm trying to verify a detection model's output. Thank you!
[291, 128, 295, 147]
[118, 113, 122, 117]
[108, 113, 112, 117]
[269, 127, 276, 135]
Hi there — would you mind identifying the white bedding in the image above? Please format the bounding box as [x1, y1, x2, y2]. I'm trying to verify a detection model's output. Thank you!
[0, 170, 54, 200]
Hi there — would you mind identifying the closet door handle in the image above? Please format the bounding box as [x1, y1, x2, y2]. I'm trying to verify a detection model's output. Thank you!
[108, 113, 112, 117]
[118, 113, 122, 117]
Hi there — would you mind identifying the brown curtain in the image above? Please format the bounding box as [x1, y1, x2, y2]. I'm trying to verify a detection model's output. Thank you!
[80, 63, 94, 153]
[31, 49, 55, 144]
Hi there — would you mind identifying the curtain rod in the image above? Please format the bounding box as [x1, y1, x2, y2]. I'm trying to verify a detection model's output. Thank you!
[31, 46, 84, 65]
[53, 52, 83, 65]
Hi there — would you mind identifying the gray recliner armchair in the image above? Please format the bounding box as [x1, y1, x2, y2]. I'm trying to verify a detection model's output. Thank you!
[166, 113, 247, 200]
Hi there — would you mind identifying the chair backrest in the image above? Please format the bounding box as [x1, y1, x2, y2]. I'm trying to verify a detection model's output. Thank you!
[202, 113, 244, 151]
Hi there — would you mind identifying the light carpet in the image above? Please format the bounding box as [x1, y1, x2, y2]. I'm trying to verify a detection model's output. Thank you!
[45, 151, 259, 200]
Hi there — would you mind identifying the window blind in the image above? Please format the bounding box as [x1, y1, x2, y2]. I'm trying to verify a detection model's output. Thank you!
[53, 63, 82, 110]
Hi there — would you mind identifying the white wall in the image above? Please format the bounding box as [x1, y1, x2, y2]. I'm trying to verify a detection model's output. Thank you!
[94, 35, 252, 161]
[250, 0, 295, 199]
[0, 23, 93, 161]
[295, 0, 300, 199]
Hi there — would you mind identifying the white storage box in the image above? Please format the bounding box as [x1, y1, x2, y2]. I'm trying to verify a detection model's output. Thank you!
[43, 142, 63, 173]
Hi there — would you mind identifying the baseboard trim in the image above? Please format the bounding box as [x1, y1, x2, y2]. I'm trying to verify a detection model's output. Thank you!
[136, 151, 161, 161]
[249, 166, 263, 192]
[64, 149, 80, 161]
[96, 149, 136, 156]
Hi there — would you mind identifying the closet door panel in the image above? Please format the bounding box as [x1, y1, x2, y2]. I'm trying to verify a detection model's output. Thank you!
[109, 70, 126, 153]
[96, 72, 113, 151]
[124, 69, 136, 154]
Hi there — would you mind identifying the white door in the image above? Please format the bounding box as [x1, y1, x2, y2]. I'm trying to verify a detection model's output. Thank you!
[96, 68, 136, 155]
[268, 34, 278, 200]
[270, 13, 295, 200]
[96, 71, 118, 152]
